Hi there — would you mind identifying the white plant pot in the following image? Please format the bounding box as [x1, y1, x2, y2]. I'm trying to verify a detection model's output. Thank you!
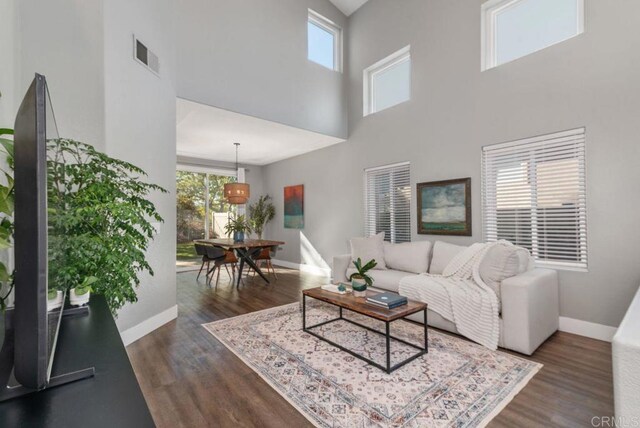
[70, 288, 90, 306]
[47, 290, 64, 311]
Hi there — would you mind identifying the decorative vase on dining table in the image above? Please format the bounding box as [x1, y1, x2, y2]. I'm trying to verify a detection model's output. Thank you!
[233, 231, 245, 243]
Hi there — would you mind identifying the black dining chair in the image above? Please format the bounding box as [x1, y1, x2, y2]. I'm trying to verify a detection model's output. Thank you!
[195, 243, 212, 281]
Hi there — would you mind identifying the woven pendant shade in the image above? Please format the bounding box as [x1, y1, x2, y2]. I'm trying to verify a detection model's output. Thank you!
[224, 182, 250, 205]
[225, 142, 250, 205]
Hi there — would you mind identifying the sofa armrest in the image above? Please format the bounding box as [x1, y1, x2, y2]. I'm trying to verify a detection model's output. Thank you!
[613, 285, 640, 419]
[332, 254, 351, 284]
[501, 268, 559, 355]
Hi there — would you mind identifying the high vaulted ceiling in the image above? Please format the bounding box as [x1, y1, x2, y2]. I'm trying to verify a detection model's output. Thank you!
[328, 0, 369, 16]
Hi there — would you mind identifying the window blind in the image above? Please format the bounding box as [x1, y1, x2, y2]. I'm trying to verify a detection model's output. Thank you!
[364, 162, 411, 243]
[482, 128, 587, 269]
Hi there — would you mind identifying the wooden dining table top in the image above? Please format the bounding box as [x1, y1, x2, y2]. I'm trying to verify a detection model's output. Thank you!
[195, 238, 285, 250]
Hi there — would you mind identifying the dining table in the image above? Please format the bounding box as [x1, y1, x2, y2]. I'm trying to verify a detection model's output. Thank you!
[195, 238, 285, 287]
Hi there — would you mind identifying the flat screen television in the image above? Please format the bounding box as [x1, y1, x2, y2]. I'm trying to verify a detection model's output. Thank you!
[0, 74, 93, 400]
[13, 73, 51, 390]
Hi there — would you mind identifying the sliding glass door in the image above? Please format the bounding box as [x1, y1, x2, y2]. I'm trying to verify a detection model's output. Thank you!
[176, 168, 236, 268]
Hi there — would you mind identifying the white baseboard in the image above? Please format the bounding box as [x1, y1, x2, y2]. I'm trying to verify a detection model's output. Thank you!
[271, 259, 331, 277]
[120, 305, 178, 346]
[559, 316, 618, 342]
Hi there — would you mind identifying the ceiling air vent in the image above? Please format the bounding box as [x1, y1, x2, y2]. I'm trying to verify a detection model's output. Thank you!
[133, 35, 159, 75]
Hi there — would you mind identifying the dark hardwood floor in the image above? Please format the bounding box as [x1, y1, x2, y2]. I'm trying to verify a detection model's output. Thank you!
[126, 267, 614, 428]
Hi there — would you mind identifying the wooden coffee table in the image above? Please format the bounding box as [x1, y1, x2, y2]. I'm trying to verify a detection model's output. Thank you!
[302, 287, 428, 374]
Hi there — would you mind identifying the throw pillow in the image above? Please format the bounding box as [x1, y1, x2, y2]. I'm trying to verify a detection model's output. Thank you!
[349, 232, 387, 270]
[515, 247, 534, 273]
[429, 241, 466, 274]
[479, 244, 524, 299]
[383, 241, 432, 274]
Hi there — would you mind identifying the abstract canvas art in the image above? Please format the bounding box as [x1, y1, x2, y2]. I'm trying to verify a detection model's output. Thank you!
[284, 184, 304, 229]
[417, 178, 471, 236]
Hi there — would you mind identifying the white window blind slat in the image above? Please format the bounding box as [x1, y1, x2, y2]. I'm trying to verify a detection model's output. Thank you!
[364, 162, 411, 244]
[482, 128, 588, 270]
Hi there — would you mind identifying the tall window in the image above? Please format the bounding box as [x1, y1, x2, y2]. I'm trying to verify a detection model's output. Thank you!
[308, 9, 342, 71]
[482, 128, 588, 270]
[364, 162, 411, 243]
[176, 168, 236, 267]
[363, 46, 411, 116]
[481, 0, 584, 70]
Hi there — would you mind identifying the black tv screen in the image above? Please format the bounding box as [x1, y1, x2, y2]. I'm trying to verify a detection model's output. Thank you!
[13, 74, 57, 390]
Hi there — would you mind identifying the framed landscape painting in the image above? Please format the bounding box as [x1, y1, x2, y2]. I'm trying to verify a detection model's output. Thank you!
[417, 178, 471, 236]
[284, 184, 304, 229]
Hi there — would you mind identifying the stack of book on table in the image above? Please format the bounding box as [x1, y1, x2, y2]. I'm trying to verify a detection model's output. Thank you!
[367, 292, 408, 309]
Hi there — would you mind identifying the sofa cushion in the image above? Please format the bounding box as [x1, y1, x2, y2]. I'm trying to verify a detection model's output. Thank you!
[429, 241, 466, 274]
[515, 247, 534, 273]
[350, 232, 387, 270]
[346, 268, 414, 293]
[383, 241, 432, 274]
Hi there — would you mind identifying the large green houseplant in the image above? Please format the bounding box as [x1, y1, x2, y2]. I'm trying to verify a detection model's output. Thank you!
[0, 128, 14, 310]
[248, 195, 275, 239]
[47, 138, 166, 313]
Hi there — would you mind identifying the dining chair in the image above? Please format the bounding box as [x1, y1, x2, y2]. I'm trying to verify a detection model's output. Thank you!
[250, 245, 279, 280]
[194, 243, 213, 281]
[205, 246, 239, 288]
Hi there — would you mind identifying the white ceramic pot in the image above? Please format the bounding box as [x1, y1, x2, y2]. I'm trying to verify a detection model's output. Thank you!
[47, 290, 64, 311]
[70, 288, 91, 306]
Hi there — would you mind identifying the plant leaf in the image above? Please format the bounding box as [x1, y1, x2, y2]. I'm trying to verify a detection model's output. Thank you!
[361, 259, 377, 272]
[0, 263, 9, 283]
[0, 138, 14, 156]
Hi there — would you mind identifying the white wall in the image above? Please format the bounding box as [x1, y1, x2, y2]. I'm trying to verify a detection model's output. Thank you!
[176, 0, 348, 138]
[103, 0, 177, 333]
[11, 0, 106, 150]
[0, 0, 17, 128]
[263, 0, 640, 328]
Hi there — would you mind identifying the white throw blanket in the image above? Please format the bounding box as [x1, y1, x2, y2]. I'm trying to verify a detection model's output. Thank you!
[399, 241, 508, 350]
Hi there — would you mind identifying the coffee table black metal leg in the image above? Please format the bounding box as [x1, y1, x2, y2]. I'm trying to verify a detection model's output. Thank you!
[302, 294, 306, 330]
[424, 308, 428, 353]
[339, 307, 343, 319]
[386, 321, 391, 374]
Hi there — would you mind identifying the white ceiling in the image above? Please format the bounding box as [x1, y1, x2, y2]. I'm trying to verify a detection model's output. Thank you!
[329, 0, 370, 16]
[176, 98, 345, 166]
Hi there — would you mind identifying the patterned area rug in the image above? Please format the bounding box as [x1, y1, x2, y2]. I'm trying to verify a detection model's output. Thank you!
[203, 301, 542, 427]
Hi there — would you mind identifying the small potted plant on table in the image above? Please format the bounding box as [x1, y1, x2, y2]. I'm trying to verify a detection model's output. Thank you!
[224, 214, 252, 242]
[47, 287, 64, 311]
[349, 258, 377, 297]
[70, 276, 98, 307]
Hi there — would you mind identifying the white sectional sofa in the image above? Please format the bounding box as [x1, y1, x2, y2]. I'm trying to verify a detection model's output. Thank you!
[333, 239, 559, 355]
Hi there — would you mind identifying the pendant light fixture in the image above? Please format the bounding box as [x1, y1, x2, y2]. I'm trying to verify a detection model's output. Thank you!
[224, 143, 250, 204]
